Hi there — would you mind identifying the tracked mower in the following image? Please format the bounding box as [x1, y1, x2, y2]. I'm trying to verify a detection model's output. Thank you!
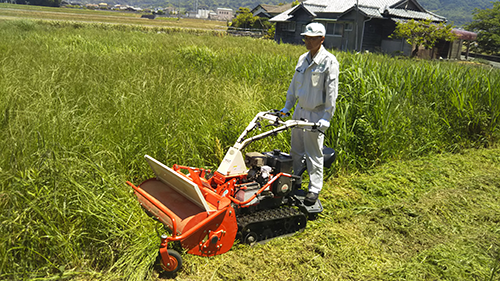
[126, 110, 336, 273]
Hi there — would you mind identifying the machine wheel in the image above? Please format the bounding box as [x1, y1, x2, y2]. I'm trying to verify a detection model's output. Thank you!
[158, 249, 182, 273]
[262, 229, 273, 241]
[244, 232, 258, 246]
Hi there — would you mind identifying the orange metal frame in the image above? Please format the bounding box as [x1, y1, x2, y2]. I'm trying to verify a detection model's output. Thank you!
[127, 163, 293, 271]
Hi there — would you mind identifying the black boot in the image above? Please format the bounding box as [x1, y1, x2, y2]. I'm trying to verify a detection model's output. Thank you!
[304, 192, 318, 206]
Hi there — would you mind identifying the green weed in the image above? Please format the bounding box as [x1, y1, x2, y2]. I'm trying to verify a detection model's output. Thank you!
[0, 19, 499, 280]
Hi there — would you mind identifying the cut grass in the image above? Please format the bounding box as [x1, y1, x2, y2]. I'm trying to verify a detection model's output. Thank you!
[173, 147, 500, 280]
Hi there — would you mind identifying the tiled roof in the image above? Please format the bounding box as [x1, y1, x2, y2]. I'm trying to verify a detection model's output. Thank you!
[270, 4, 298, 13]
[255, 2, 304, 14]
[358, 6, 384, 18]
[305, 0, 401, 13]
[270, 6, 296, 22]
[303, 3, 328, 13]
[452, 29, 477, 40]
[270, 0, 446, 22]
[386, 8, 445, 21]
[258, 4, 280, 11]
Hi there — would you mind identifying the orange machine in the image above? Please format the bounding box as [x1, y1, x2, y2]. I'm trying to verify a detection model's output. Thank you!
[126, 111, 336, 273]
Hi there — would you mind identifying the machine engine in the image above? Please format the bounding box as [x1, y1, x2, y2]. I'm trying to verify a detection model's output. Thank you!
[233, 150, 300, 212]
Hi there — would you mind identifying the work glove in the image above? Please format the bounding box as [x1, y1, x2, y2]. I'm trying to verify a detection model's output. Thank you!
[318, 119, 330, 131]
[279, 107, 290, 117]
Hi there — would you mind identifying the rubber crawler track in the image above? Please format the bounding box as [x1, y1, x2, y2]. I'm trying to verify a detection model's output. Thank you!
[236, 207, 307, 245]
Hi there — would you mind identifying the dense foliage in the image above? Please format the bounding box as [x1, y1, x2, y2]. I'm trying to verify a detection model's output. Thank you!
[15, 0, 61, 7]
[1, 19, 499, 280]
[390, 19, 457, 57]
[231, 7, 263, 28]
[419, 0, 494, 26]
[230, 7, 274, 38]
[466, 2, 500, 55]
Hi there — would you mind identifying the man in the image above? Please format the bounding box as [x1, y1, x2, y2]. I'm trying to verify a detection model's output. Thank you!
[280, 22, 339, 206]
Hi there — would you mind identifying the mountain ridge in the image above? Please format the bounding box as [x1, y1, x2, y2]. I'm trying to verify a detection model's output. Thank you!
[419, 0, 493, 26]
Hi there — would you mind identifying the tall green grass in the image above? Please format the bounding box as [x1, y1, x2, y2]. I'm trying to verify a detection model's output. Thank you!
[333, 54, 500, 170]
[0, 19, 499, 279]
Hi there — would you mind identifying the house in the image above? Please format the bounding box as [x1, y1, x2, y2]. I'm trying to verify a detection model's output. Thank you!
[251, 3, 302, 18]
[209, 11, 218, 19]
[270, 0, 465, 58]
[163, 7, 177, 15]
[112, 4, 136, 11]
[217, 8, 234, 21]
[85, 3, 99, 9]
[187, 9, 212, 19]
[61, 1, 82, 7]
[127, 6, 142, 12]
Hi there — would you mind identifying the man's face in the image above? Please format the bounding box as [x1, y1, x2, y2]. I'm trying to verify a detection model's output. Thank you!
[304, 36, 324, 52]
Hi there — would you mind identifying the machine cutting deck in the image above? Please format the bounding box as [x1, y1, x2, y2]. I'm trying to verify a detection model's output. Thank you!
[126, 110, 336, 273]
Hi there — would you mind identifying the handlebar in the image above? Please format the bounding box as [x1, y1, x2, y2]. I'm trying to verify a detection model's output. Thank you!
[269, 109, 290, 118]
[233, 110, 324, 151]
[263, 110, 320, 130]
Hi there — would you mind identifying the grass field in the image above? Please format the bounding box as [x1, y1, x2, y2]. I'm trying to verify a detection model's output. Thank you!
[0, 9, 499, 280]
[0, 3, 227, 30]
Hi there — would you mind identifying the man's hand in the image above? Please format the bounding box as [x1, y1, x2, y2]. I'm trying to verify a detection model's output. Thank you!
[279, 107, 289, 117]
[318, 119, 330, 131]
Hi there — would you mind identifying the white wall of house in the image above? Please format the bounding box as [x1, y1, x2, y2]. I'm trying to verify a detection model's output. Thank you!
[217, 8, 233, 20]
[198, 9, 211, 19]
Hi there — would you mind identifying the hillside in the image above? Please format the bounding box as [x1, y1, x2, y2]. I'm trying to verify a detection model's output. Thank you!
[419, 0, 494, 26]
[103, 0, 495, 27]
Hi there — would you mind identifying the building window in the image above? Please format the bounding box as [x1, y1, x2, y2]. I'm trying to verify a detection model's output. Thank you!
[345, 22, 353, 31]
[326, 23, 334, 35]
[281, 22, 296, 32]
[326, 22, 343, 36]
[335, 23, 343, 36]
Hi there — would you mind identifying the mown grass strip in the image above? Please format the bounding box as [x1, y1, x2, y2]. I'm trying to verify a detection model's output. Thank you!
[178, 148, 500, 280]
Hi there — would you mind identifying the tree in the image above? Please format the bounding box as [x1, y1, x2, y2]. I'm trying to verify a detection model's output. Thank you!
[390, 19, 457, 57]
[16, 0, 61, 6]
[231, 7, 275, 36]
[231, 7, 258, 29]
[466, 2, 500, 55]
